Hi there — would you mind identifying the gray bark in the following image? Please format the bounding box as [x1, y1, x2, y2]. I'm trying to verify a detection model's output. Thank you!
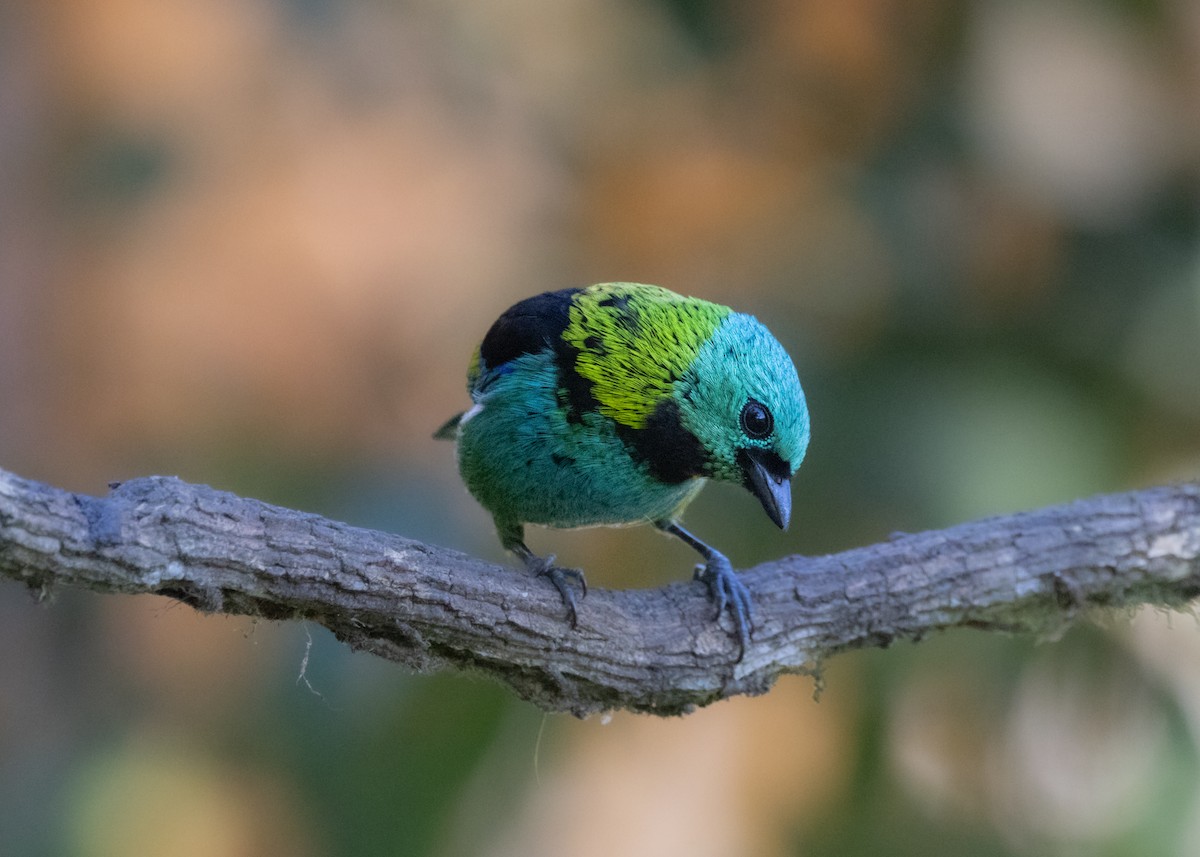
[1, 466, 1197, 716]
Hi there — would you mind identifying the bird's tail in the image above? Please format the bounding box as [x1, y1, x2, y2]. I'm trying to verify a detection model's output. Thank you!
[433, 412, 464, 440]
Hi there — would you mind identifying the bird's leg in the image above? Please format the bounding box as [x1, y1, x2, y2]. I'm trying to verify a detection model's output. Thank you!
[499, 522, 587, 628]
[657, 520, 753, 659]
[514, 544, 588, 628]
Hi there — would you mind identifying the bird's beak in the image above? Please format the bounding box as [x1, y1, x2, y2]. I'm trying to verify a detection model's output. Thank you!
[740, 447, 792, 531]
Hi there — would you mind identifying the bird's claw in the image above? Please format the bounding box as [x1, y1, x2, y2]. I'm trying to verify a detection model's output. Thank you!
[530, 554, 587, 628]
[696, 557, 753, 660]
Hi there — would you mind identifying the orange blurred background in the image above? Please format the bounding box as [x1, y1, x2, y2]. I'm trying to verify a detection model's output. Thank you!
[2, 1, 1200, 855]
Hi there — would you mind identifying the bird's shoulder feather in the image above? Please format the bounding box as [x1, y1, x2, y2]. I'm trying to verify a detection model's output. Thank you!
[465, 283, 731, 437]
[475, 288, 580, 374]
[563, 283, 730, 429]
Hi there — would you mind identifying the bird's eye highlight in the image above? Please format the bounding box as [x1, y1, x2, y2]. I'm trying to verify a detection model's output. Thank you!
[740, 400, 773, 439]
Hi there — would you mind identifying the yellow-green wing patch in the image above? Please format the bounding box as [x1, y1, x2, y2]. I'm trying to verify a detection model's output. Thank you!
[563, 283, 730, 429]
[466, 344, 482, 392]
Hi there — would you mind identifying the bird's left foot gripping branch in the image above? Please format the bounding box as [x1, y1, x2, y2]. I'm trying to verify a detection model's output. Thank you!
[435, 282, 810, 660]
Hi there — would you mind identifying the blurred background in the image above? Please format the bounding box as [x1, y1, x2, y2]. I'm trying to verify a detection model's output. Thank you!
[2, 0, 1200, 854]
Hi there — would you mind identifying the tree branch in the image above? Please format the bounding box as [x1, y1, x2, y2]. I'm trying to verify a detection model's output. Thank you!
[1, 465, 1198, 715]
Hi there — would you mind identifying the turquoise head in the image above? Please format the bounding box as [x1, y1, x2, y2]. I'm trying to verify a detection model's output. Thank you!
[676, 311, 809, 529]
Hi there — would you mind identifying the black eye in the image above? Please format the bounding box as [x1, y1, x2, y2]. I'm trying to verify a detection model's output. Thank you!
[740, 400, 773, 439]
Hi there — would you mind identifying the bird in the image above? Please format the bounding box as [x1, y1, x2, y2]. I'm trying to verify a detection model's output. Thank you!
[434, 282, 810, 658]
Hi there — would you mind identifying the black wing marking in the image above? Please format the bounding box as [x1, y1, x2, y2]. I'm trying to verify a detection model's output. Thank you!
[618, 398, 708, 484]
[477, 287, 600, 422]
[478, 288, 580, 370]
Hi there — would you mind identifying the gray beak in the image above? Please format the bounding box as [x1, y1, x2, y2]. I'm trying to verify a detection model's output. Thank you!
[741, 447, 792, 530]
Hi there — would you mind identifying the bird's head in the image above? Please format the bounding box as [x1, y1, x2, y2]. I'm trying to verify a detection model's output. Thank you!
[676, 313, 810, 530]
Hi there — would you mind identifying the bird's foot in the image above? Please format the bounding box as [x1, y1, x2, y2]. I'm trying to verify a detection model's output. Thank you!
[694, 556, 753, 660]
[527, 554, 587, 628]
